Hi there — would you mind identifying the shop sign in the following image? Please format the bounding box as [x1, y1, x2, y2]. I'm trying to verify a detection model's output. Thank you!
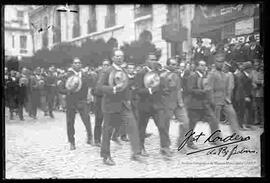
[229, 33, 260, 44]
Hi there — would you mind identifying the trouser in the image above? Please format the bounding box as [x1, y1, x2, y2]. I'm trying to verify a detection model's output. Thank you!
[174, 106, 190, 146]
[46, 87, 56, 114]
[100, 104, 140, 158]
[66, 101, 92, 144]
[137, 107, 171, 150]
[94, 97, 103, 144]
[17, 102, 25, 120]
[215, 104, 240, 134]
[254, 97, 264, 124]
[187, 105, 219, 145]
[30, 90, 40, 117]
[236, 99, 253, 127]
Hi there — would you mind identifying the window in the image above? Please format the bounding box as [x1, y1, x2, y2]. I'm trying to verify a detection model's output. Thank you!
[72, 5, 80, 38]
[88, 5, 97, 33]
[17, 10, 24, 19]
[53, 12, 61, 43]
[134, 5, 152, 19]
[105, 5, 116, 28]
[12, 35, 15, 48]
[20, 35, 27, 53]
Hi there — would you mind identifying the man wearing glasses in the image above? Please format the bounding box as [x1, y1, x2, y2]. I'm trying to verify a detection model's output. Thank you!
[59, 58, 96, 150]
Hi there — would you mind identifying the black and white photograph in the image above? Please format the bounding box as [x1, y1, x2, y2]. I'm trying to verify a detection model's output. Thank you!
[3, 3, 264, 178]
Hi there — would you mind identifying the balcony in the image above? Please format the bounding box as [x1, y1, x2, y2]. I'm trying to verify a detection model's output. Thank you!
[134, 5, 152, 19]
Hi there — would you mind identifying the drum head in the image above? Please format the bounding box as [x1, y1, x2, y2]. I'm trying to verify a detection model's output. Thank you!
[144, 71, 160, 89]
[108, 70, 129, 92]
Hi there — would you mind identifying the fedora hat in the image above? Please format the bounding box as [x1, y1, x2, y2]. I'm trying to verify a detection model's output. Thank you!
[108, 70, 129, 92]
[144, 71, 160, 89]
[65, 75, 82, 93]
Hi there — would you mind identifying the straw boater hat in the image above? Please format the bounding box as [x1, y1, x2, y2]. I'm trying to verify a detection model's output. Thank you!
[108, 69, 129, 92]
[65, 75, 82, 93]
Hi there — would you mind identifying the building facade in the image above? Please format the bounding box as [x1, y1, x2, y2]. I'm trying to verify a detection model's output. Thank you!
[29, 5, 194, 66]
[4, 5, 34, 59]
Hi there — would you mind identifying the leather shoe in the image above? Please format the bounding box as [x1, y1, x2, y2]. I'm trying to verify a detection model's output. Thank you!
[103, 157, 115, 166]
[140, 149, 150, 157]
[87, 139, 94, 146]
[145, 133, 152, 138]
[49, 113, 54, 118]
[160, 148, 173, 157]
[121, 135, 129, 142]
[70, 143, 76, 150]
[112, 137, 122, 145]
[94, 142, 101, 147]
[131, 154, 144, 162]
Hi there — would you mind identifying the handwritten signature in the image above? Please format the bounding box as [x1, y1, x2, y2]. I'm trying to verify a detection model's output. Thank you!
[206, 145, 257, 160]
[177, 129, 256, 159]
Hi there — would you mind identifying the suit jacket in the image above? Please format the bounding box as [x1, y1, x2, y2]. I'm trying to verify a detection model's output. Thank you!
[96, 66, 132, 114]
[134, 67, 173, 111]
[185, 71, 209, 109]
[58, 69, 96, 106]
[206, 70, 229, 106]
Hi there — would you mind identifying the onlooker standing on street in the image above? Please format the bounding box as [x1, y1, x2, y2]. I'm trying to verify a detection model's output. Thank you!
[251, 60, 264, 126]
[234, 61, 254, 130]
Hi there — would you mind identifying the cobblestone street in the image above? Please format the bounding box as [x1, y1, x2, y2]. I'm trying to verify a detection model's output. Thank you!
[5, 108, 262, 178]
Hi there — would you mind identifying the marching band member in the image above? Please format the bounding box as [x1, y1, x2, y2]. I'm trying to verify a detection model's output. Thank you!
[185, 60, 221, 148]
[97, 49, 142, 165]
[58, 58, 96, 150]
[17, 68, 29, 121]
[134, 53, 173, 158]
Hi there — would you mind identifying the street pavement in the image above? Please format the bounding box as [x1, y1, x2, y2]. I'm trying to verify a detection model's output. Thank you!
[5, 108, 263, 178]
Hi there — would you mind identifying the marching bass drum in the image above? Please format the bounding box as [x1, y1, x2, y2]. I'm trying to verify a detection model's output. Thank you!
[108, 69, 129, 92]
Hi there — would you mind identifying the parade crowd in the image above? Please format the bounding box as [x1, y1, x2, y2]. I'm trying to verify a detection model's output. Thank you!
[5, 36, 264, 166]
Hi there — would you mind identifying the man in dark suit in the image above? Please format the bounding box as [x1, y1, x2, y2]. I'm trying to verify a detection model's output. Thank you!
[6, 70, 19, 120]
[96, 49, 142, 166]
[234, 61, 254, 130]
[134, 53, 174, 157]
[93, 59, 111, 147]
[58, 58, 96, 150]
[185, 60, 220, 148]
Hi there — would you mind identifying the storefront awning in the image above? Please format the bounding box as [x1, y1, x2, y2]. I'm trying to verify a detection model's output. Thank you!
[191, 4, 259, 39]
